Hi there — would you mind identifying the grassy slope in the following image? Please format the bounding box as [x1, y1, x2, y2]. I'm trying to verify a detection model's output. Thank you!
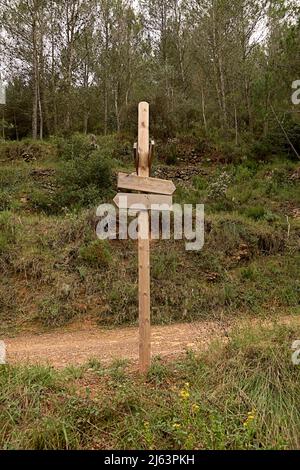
[0, 143, 299, 334]
[1, 137, 300, 450]
[1, 321, 300, 450]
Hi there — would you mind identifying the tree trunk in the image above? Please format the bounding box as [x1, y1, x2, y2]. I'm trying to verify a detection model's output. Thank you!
[234, 103, 238, 145]
[32, 29, 38, 139]
[114, 86, 120, 132]
[201, 85, 207, 132]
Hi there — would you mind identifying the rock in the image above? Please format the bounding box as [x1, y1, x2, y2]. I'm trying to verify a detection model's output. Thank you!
[153, 165, 207, 182]
[60, 283, 72, 298]
[290, 167, 300, 181]
[30, 168, 56, 178]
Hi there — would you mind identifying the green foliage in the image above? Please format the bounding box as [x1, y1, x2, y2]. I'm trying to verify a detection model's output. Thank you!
[1, 157, 299, 331]
[30, 149, 113, 213]
[250, 139, 275, 161]
[58, 150, 112, 189]
[79, 240, 112, 268]
[102, 281, 137, 325]
[56, 133, 95, 161]
[37, 297, 78, 328]
[162, 142, 178, 165]
[0, 211, 16, 254]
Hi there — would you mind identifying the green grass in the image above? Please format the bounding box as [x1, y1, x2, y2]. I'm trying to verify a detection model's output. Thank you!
[1, 321, 300, 449]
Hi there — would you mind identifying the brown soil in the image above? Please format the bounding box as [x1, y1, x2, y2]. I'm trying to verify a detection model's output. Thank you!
[5, 316, 299, 369]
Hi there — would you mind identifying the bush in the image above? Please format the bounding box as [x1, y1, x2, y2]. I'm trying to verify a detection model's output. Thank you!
[38, 297, 78, 327]
[79, 240, 112, 268]
[0, 190, 11, 211]
[217, 141, 244, 163]
[30, 149, 113, 213]
[250, 139, 274, 161]
[56, 133, 93, 161]
[59, 150, 112, 189]
[208, 171, 232, 200]
[101, 281, 137, 325]
[0, 211, 16, 254]
[162, 142, 178, 165]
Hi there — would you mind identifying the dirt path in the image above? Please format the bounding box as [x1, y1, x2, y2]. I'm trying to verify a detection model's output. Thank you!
[5, 321, 229, 368]
[5, 316, 299, 368]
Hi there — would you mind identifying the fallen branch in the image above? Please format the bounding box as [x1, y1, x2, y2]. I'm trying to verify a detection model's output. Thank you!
[271, 104, 300, 160]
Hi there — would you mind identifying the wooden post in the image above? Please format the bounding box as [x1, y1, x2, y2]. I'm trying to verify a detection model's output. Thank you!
[138, 102, 151, 374]
[114, 103, 175, 374]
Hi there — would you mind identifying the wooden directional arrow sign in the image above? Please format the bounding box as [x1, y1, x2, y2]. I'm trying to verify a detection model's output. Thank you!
[118, 172, 176, 195]
[113, 193, 172, 211]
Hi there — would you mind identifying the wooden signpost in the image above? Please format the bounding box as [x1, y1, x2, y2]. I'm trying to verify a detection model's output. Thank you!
[113, 102, 176, 374]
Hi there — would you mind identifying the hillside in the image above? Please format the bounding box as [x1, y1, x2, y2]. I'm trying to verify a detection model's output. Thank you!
[1, 135, 299, 337]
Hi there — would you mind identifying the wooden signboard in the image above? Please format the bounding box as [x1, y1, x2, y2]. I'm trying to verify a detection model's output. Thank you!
[117, 172, 176, 195]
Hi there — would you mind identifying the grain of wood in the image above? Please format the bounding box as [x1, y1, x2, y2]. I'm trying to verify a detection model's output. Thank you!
[117, 172, 176, 195]
[138, 102, 151, 374]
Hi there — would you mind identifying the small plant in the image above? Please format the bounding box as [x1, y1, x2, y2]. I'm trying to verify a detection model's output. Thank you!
[164, 142, 178, 165]
[56, 133, 93, 161]
[244, 206, 266, 220]
[0, 211, 17, 254]
[79, 240, 112, 268]
[38, 297, 78, 327]
[208, 172, 231, 200]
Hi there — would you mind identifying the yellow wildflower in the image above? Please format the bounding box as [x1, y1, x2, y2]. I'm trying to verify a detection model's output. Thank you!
[172, 423, 181, 429]
[179, 389, 190, 400]
[243, 409, 256, 428]
[192, 404, 200, 412]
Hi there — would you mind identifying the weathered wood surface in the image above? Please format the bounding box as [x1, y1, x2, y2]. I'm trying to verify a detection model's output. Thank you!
[117, 172, 176, 195]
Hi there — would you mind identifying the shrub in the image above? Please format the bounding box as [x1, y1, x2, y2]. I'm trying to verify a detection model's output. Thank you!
[250, 138, 274, 161]
[243, 206, 279, 222]
[56, 133, 93, 161]
[30, 150, 113, 213]
[244, 206, 266, 221]
[101, 281, 137, 325]
[38, 297, 78, 327]
[0, 211, 16, 254]
[79, 240, 112, 267]
[208, 171, 231, 200]
[58, 150, 112, 189]
[162, 142, 178, 165]
[0, 190, 11, 211]
[217, 141, 244, 163]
